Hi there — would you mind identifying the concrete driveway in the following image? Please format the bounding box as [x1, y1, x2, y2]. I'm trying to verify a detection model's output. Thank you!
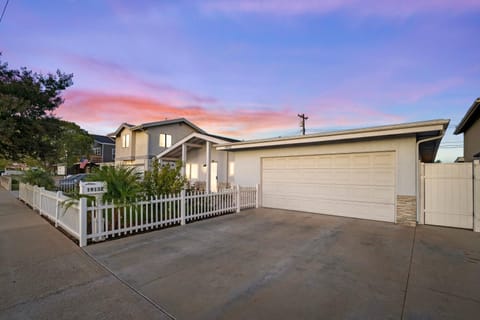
[85, 208, 480, 320]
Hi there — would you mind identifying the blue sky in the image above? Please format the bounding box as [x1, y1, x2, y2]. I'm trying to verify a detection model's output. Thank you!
[1, 0, 479, 161]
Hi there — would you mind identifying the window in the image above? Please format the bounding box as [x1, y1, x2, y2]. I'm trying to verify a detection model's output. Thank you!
[122, 134, 130, 148]
[185, 163, 198, 180]
[159, 133, 172, 148]
[92, 147, 101, 155]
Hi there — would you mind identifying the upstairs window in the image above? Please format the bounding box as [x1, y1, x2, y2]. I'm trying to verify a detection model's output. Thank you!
[159, 133, 172, 148]
[122, 134, 130, 148]
[92, 147, 102, 155]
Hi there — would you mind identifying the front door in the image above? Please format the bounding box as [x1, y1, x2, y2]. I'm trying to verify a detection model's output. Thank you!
[210, 162, 218, 192]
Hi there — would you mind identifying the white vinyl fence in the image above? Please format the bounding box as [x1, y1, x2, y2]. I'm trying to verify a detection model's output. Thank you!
[19, 183, 259, 246]
[19, 183, 80, 238]
[0, 176, 12, 190]
[421, 160, 479, 232]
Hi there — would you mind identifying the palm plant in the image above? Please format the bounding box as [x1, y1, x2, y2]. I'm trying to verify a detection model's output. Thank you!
[86, 165, 141, 205]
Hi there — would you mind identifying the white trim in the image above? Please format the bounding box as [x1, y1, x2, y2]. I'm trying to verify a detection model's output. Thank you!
[157, 132, 232, 159]
[216, 120, 449, 151]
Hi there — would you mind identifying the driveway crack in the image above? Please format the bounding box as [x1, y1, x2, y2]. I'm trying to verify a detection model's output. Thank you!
[81, 248, 177, 320]
[401, 227, 416, 320]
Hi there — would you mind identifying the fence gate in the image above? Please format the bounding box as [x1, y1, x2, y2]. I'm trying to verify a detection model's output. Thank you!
[422, 162, 474, 229]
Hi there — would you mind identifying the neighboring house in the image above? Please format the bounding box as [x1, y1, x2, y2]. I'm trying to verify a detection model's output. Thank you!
[112, 118, 238, 190]
[90, 134, 116, 164]
[454, 97, 480, 162]
[216, 119, 449, 227]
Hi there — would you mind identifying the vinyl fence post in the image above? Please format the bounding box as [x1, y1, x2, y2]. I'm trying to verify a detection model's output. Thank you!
[93, 195, 105, 242]
[79, 197, 87, 247]
[33, 186, 38, 211]
[181, 189, 186, 225]
[39, 187, 46, 215]
[419, 163, 425, 225]
[236, 185, 241, 213]
[55, 191, 62, 227]
[255, 184, 260, 209]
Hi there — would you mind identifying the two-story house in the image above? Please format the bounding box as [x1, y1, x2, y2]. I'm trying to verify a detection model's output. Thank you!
[113, 118, 205, 171]
[455, 97, 480, 162]
[90, 134, 116, 164]
[112, 118, 238, 191]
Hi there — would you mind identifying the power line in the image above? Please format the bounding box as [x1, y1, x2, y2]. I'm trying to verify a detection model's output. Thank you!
[0, 0, 10, 24]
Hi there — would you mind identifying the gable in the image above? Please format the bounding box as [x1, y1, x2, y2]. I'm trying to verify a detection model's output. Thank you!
[454, 98, 480, 134]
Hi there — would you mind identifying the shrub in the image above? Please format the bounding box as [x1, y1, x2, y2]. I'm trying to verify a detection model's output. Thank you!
[21, 169, 55, 190]
[142, 159, 187, 197]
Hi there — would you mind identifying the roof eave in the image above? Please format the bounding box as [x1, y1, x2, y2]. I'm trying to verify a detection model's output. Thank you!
[454, 98, 480, 135]
[157, 132, 233, 159]
[216, 120, 449, 151]
[134, 118, 206, 134]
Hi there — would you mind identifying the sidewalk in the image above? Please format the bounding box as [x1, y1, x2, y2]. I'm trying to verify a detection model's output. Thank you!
[0, 188, 172, 320]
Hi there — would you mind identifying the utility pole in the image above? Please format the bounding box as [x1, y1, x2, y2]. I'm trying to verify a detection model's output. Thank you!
[298, 113, 308, 135]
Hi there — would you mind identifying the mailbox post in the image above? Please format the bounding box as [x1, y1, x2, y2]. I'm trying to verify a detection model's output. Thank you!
[79, 181, 107, 242]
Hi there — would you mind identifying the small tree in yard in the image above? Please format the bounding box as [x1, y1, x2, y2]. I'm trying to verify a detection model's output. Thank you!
[142, 159, 187, 197]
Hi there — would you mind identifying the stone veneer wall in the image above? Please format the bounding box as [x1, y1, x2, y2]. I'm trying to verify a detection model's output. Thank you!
[396, 195, 416, 227]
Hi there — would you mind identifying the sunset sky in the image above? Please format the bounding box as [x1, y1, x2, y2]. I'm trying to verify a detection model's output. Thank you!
[1, 0, 479, 161]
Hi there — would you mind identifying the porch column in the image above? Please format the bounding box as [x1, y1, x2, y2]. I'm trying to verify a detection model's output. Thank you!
[206, 141, 211, 193]
[181, 143, 187, 177]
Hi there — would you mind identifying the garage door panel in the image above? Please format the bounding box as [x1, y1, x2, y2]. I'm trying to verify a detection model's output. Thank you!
[373, 152, 395, 167]
[264, 184, 394, 204]
[263, 194, 395, 222]
[262, 152, 395, 222]
[316, 156, 333, 168]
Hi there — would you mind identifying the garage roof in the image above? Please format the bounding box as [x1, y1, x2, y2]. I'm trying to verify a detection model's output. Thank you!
[216, 119, 450, 162]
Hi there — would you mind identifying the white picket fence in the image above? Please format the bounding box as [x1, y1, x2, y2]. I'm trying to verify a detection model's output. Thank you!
[0, 175, 12, 190]
[19, 183, 80, 238]
[19, 183, 259, 247]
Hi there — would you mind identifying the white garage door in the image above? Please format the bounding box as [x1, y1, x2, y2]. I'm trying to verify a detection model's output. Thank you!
[262, 152, 396, 222]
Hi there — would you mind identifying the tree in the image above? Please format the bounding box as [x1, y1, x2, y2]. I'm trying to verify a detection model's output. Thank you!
[142, 159, 187, 197]
[0, 55, 74, 162]
[50, 120, 93, 168]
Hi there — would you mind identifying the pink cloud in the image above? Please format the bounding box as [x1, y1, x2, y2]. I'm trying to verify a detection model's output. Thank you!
[56, 89, 295, 137]
[201, 0, 480, 17]
[57, 89, 405, 138]
[61, 53, 216, 105]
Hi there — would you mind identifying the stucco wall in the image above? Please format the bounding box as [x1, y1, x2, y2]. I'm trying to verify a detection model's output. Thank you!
[464, 120, 480, 162]
[184, 147, 234, 185]
[231, 136, 417, 196]
[134, 131, 149, 160]
[147, 123, 197, 157]
[115, 128, 134, 161]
